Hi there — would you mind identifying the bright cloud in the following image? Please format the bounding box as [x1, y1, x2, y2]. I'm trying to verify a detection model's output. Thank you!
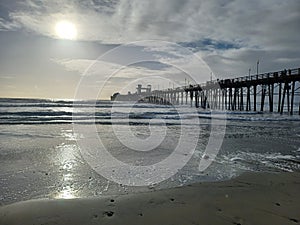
[2, 0, 298, 47]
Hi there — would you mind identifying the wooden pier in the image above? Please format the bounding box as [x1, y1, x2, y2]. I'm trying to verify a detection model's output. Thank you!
[142, 68, 300, 115]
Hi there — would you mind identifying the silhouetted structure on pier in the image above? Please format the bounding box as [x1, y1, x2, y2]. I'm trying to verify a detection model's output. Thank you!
[112, 68, 300, 115]
[111, 84, 152, 101]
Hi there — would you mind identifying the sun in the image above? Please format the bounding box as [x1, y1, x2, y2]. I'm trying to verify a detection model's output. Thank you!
[55, 21, 77, 40]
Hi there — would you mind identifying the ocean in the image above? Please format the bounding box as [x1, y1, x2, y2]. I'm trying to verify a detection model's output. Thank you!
[0, 98, 300, 205]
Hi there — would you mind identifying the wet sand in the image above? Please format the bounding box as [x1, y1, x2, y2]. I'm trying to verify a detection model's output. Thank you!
[0, 172, 299, 225]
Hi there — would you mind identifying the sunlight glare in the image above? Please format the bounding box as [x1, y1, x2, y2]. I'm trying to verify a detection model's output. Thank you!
[55, 21, 77, 40]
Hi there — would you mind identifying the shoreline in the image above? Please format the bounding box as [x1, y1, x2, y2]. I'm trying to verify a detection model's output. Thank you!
[1, 171, 299, 225]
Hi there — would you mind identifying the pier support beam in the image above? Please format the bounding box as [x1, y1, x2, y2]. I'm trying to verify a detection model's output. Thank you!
[278, 83, 282, 113]
[281, 82, 288, 115]
[194, 91, 197, 108]
[246, 86, 251, 111]
[224, 89, 227, 110]
[240, 87, 244, 111]
[287, 84, 290, 114]
[228, 88, 232, 110]
[233, 88, 237, 110]
[190, 91, 193, 107]
[253, 85, 257, 111]
[260, 85, 266, 112]
[268, 84, 274, 112]
[291, 81, 295, 115]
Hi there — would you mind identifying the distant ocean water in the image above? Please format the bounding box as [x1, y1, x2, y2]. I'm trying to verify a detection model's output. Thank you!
[0, 98, 300, 205]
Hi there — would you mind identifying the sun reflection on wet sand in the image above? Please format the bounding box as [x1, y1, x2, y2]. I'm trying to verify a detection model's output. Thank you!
[54, 129, 79, 199]
[56, 184, 77, 199]
[55, 158, 78, 199]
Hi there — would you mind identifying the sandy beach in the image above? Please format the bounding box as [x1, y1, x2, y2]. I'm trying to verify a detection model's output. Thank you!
[1, 171, 299, 225]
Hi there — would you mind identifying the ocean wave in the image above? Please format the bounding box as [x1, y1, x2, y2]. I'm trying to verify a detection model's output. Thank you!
[0, 98, 300, 125]
[219, 151, 300, 172]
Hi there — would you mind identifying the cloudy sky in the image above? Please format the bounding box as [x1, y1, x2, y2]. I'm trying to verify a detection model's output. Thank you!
[0, 0, 299, 99]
